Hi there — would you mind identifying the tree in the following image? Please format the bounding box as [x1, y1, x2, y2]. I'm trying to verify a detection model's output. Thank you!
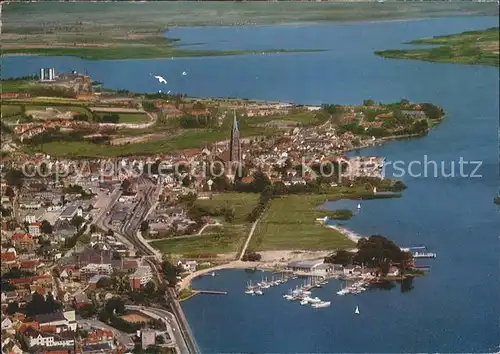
[104, 297, 125, 315]
[71, 215, 85, 231]
[6, 301, 19, 315]
[162, 260, 179, 287]
[78, 303, 96, 319]
[223, 207, 235, 223]
[26, 292, 46, 317]
[96, 277, 113, 289]
[45, 292, 61, 313]
[182, 175, 191, 187]
[121, 179, 131, 192]
[144, 281, 156, 296]
[241, 251, 262, 262]
[5, 186, 15, 198]
[324, 250, 354, 266]
[74, 114, 89, 121]
[5, 170, 24, 188]
[40, 220, 53, 234]
[412, 119, 429, 134]
[363, 99, 375, 106]
[139, 221, 149, 233]
[420, 103, 444, 120]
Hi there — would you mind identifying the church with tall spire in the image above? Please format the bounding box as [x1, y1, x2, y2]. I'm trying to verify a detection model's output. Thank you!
[229, 110, 241, 164]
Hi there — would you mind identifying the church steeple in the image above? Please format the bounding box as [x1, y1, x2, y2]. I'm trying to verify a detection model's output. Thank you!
[229, 110, 241, 164]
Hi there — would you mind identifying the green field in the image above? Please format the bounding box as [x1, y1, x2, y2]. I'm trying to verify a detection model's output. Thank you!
[25, 121, 275, 157]
[2, 47, 323, 61]
[1, 104, 23, 117]
[195, 193, 259, 224]
[1, 80, 33, 92]
[0, 104, 24, 123]
[95, 112, 150, 124]
[151, 224, 250, 257]
[151, 193, 259, 257]
[25, 105, 90, 115]
[250, 193, 360, 251]
[248, 111, 325, 127]
[375, 27, 499, 67]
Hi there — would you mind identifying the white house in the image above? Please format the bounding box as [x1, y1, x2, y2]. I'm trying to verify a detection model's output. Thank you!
[33, 310, 77, 333]
[387, 266, 400, 276]
[28, 223, 41, 237]
[25, 215, 37, 224]
[23, 327, 75, 349]
[1, 317, 13, 330]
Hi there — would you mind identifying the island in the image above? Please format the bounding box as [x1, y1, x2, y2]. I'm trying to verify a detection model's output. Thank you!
[375, 27, 499, 67]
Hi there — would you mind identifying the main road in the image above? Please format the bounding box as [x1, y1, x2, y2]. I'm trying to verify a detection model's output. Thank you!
[94, 177, 198, 354]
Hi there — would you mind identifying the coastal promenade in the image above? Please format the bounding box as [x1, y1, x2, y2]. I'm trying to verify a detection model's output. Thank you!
[179, 261, 260, 291]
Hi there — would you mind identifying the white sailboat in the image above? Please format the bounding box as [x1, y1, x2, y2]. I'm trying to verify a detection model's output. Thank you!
[355, 305, 360, 315]
[255, 289, 263, 295]
[245, 281, 254, 295]
[300, 299, 308, 305]
[357, 203, 361, 209]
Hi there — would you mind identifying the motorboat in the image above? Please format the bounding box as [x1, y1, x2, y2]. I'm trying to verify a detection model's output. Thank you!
[245, 289, 254, 295]
[255, 289, 263, 296]
[312, 301, 331, 308]
[307, 297, 322, 304]
[300, 299, 309, 305]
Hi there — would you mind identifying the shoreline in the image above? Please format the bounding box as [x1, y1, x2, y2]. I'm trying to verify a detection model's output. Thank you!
[326, 224, 364, 244]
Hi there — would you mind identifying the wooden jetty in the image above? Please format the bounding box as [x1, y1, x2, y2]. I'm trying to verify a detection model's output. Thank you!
[197, 290, 228, 295]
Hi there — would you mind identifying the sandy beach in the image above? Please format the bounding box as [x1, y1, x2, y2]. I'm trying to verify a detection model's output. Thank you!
[326, 225, 365, 244]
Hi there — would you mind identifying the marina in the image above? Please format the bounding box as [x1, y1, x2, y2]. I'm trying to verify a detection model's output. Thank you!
[244, 273, 333, 309]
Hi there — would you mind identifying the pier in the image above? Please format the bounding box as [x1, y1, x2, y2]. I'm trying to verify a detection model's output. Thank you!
[413, 252, 437, 259]
[197, 290, 228, 295]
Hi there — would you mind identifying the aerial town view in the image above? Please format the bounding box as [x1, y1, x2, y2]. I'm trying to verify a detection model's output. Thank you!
[0, 2, 499, 354]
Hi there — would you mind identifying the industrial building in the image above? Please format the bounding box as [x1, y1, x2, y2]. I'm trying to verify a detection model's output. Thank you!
[40, 68, 56, 82]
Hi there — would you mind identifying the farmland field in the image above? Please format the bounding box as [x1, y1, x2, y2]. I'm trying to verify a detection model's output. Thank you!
[250, 194, 356, 251]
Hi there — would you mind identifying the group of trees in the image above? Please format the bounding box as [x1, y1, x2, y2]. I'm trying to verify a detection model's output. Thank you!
[161, 259, 183, 287]
[95, 113, 120, 124]
[98, 297, 145, 333]
[25, 292, 62, 317]
[26, 127, 92, 146]
[241, 251, 262, 262]
[4, 169, 24, 188]
[64, 223, 88, 249]
[179, 114, 215, 129]
[324, 235, 413, 275]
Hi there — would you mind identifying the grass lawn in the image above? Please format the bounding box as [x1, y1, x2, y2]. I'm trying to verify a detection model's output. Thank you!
[27, 126, 267, 157]
[1, 80, 32, 92]
[25, 105, 90, 114]
[249, 111, 324, 126]
[150, 224, 250, 257]
[250, 193, 360, 251]
[95, 112, 150, 124]
[151, 193, 260, 257]
[195, 192, 260, 224]
[1, 104, 23, 117]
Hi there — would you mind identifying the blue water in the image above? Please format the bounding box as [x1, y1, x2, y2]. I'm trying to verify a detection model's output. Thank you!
[3, 16, 499, 353]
